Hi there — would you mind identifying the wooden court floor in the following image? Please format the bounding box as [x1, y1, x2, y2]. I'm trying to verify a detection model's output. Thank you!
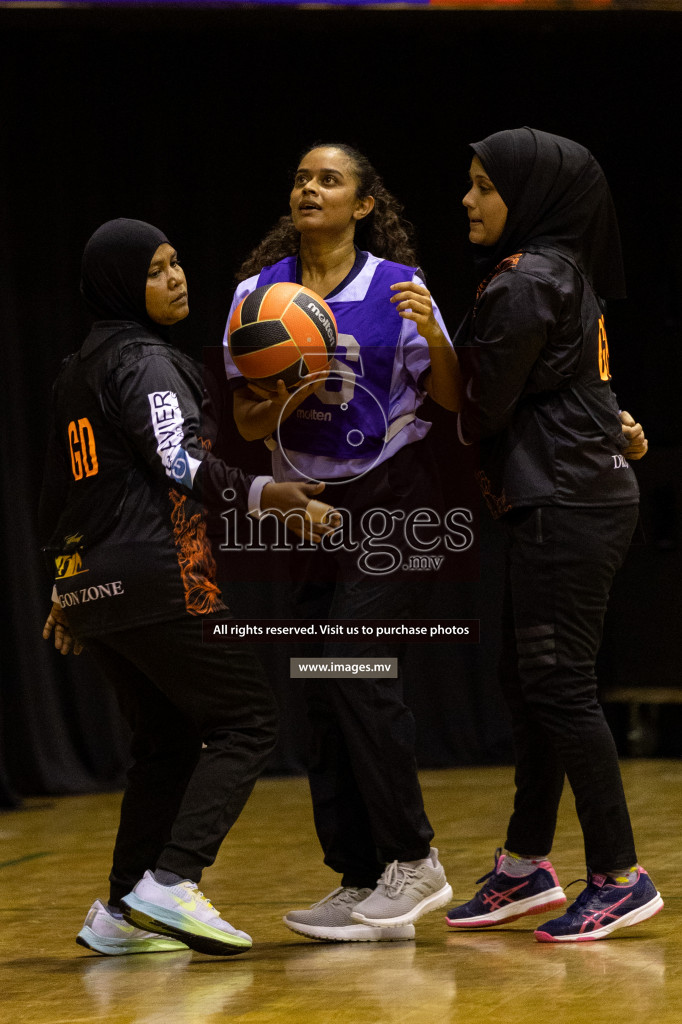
[1, 761, 679, 1024]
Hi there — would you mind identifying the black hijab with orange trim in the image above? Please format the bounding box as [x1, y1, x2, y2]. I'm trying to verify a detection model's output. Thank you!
[470, 127, 626, 300]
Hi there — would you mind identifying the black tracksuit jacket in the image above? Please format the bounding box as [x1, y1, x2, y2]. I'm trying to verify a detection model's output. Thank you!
[39, 321, 256, 638]
[456, 246, 640, 518]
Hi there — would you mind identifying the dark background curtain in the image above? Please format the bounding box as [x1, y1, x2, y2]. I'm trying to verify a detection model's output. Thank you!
[2, 6, 681, 807]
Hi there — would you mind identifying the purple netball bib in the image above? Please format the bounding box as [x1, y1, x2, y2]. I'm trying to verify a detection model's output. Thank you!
[258, 256, 413, 460]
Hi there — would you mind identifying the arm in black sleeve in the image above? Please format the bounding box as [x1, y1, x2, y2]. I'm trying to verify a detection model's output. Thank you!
[460, 269, 565, 440]
[114, 350, 264, 512]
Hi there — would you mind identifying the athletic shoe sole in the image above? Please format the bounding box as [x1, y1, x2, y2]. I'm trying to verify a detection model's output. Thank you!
[283, 915, 416, 942]
[352, 882, 454, 928]
[534, 892, 664, 943]
[76, 926, 189, 956]
[446, 886, 567, 928]
[121, 893, 252, 957]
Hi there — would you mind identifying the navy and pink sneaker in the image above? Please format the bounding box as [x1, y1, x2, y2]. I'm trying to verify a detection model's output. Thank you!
[445, 849, 566, 928]
[534, 867, 663, 942]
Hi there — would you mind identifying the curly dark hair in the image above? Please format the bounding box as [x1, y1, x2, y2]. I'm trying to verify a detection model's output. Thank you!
[236, 142, 418, 281]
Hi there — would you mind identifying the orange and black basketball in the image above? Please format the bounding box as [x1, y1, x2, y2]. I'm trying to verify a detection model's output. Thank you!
[228, 282, 338, 391]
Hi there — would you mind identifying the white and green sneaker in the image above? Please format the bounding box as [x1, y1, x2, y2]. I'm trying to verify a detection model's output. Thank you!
[76, 899, 190, 956]
[284, 886, 416, 942]
[121, 871, 252, 956]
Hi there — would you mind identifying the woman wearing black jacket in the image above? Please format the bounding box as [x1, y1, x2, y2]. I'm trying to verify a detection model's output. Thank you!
[445, 129, 663, 942]
[40, 218, 328, 957]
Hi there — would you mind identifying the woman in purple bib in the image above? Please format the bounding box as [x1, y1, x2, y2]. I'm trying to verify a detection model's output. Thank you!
[223, 143, 460, 941]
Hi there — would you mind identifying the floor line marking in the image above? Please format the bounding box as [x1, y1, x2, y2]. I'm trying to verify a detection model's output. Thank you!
[0, 852, 50, 870]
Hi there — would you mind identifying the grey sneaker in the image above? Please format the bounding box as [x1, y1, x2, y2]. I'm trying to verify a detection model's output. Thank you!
[121, 870, 252, 956]
[284, 886, 416, 942]
[351, 848, 453, 927]
[76, 899, 190, 956]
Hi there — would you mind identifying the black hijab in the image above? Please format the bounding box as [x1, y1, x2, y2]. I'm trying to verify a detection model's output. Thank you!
[81, 218, 170, 329]
[470, 127, 626, 300]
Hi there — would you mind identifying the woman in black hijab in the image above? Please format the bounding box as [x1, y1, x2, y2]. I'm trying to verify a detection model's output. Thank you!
[40, 219, 329, 957]
[445, 129, 662, 942]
